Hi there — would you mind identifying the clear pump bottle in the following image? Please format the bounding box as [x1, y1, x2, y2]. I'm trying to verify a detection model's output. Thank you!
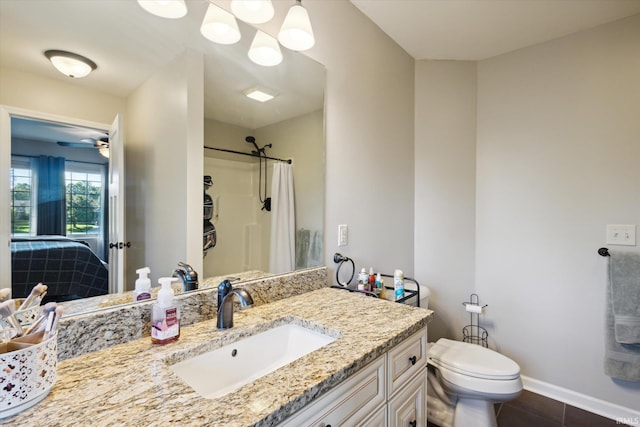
[134, 267, 151, 302]
[151, 277, 180, 344]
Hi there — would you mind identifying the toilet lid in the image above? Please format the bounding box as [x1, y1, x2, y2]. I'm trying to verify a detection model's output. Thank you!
[428, 338, 520, 380]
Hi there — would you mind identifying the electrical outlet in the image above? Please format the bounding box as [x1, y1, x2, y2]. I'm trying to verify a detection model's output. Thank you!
[606, 224, 636, 246]
[338, 224, 348, 246]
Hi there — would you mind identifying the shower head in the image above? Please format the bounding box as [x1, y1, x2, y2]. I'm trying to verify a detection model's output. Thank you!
[245, 135, 260, 153]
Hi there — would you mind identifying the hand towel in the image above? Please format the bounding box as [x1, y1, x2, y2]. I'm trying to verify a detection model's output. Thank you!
[609, 251, 640, 344]
[604, 250, 640, 381]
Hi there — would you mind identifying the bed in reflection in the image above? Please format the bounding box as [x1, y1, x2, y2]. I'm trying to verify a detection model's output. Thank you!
[11, 236, 108, 303]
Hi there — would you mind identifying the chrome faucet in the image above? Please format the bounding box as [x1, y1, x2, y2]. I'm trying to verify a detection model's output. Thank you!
[217, 280, 253, 329]
[173, 261, 198, 292]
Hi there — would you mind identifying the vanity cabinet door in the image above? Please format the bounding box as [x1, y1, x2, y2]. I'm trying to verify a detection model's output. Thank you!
[387, 368, 427, 427]
[387, 327, 427, 398]
[279, 355, 386, 427]
[358, 405, 387, 427]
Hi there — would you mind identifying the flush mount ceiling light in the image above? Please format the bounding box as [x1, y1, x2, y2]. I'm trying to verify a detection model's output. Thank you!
[278, 0, 314, 51]
[243, 87, 276, 102]
[137, 0, 187, 19]
[230, 0, 274, 24]
[44, 50, 97, 78]
[248, 30, 282, 67]
[201, 2, 241, 44]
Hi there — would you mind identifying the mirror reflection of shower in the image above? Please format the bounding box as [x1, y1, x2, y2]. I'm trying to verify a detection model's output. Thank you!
[246, 136, 272, 212]
[203, 175, 216, 256]
[203, 110, 324, 278]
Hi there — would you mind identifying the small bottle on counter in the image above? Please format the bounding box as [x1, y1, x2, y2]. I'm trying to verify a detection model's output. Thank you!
[374, 272, 383, 297]
[151, 277, 180, 345]
[357, 268, 367, 291]
[134, 267, 151, 302]
[394, 269, 404, 301]
[368, 268, 376, 292]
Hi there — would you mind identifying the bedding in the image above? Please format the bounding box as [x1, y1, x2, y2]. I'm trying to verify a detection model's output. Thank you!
[11, 236, 108, 302]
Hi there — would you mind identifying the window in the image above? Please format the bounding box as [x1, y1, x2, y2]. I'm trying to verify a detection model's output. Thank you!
[9, 157, 106, 238]
[65, 161, 105, 236]
[10, 156, 35, 236]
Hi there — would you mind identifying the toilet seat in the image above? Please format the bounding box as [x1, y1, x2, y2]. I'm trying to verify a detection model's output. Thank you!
[428, 339, 520, 380]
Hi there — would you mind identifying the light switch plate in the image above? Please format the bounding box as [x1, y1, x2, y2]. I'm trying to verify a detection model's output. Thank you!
[606, 224, 636, 246]
[338, 224, 348, 246]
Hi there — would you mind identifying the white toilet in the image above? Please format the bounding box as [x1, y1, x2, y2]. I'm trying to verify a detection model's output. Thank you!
[426, 338, 523, 427]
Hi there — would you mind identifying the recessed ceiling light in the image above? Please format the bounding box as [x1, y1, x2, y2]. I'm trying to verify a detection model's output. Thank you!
[244, 87, 276, 102]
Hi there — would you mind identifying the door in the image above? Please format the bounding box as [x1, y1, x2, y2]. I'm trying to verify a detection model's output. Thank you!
[0, 105, 119, 296]
[108, 114, 125, 294]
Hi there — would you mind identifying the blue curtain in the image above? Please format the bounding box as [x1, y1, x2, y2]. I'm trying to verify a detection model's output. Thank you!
[36, 155, 66, 235]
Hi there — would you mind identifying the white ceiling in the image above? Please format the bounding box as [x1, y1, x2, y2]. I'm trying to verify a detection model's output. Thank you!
[350, 0, 640, 60]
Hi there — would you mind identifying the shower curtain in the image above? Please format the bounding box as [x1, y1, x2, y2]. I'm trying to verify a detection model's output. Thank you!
[269, 162, 295, 274]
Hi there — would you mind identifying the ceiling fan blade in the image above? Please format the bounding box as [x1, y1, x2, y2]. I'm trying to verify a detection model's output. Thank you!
[57, 140, 97, 148]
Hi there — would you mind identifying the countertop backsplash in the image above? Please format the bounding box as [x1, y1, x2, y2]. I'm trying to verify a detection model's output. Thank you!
[57, 267, 330, 360]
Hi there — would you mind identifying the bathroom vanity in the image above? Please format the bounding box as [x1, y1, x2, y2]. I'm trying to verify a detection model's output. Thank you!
[1, 286, 432, 426]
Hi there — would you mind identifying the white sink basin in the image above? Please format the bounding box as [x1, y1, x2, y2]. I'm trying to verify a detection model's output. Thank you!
[169, 323, 337, 399]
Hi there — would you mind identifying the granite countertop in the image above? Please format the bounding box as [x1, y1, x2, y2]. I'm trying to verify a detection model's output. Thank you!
[2, 287, 433, 426]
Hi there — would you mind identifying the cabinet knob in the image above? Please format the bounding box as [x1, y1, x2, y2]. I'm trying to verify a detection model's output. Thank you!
[409, 355, 417, 365]
[409, 421, 417, 427]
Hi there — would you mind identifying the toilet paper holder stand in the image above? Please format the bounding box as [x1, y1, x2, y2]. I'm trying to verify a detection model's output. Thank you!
[462, 294, 488, 347]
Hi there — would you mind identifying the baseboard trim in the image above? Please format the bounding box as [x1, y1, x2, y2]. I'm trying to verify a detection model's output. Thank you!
[521, 375, 640, 422]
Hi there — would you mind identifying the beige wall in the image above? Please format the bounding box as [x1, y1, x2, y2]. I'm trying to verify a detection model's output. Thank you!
[0, 67, 125, 122]
[125, 50, 204, 289]
[304, 0, 416, 277]
[413, 13, 640, 416]
[475, 14, 640, 411]
[414, 60, 477, 341]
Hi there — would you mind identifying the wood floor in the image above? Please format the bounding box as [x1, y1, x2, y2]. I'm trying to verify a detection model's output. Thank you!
[427, 390, 628, 427]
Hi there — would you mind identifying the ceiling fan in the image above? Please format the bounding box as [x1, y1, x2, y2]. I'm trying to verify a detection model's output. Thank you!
[57, 136, 110, 158]
[57, 136, 108, 148]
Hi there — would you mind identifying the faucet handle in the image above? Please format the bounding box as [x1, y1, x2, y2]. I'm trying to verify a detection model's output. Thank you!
[217, 280, 232, 308]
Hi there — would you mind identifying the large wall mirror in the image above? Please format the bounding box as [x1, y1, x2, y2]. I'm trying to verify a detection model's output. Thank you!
[0, 0, 325, 313]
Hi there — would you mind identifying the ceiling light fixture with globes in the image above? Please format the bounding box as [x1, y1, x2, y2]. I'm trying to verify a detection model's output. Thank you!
[136, 0, 315, 67]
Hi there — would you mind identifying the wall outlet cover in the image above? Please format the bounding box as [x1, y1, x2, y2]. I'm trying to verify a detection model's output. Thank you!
[606, 224, 636, 246]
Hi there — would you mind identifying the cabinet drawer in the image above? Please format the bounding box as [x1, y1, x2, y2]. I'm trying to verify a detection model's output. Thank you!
[387, 367, 427, 427]
[387, 327, 427, 398]
[279, 355, 386, 427]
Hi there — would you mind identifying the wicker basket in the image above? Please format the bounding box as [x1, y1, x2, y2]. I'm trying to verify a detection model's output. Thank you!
[0, 331, 57, 418]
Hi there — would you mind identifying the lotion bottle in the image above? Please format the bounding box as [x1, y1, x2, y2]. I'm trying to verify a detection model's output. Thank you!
[151, 277, 180, 344]
[134, 267, 152, 302]
[394, 269, 404, 301]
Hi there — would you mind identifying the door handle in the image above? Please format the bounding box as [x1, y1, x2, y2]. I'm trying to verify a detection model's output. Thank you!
[110, 241, 131, 249]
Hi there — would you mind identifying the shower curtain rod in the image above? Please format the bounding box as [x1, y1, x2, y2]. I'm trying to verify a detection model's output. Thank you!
[204, 145, 292, 164]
